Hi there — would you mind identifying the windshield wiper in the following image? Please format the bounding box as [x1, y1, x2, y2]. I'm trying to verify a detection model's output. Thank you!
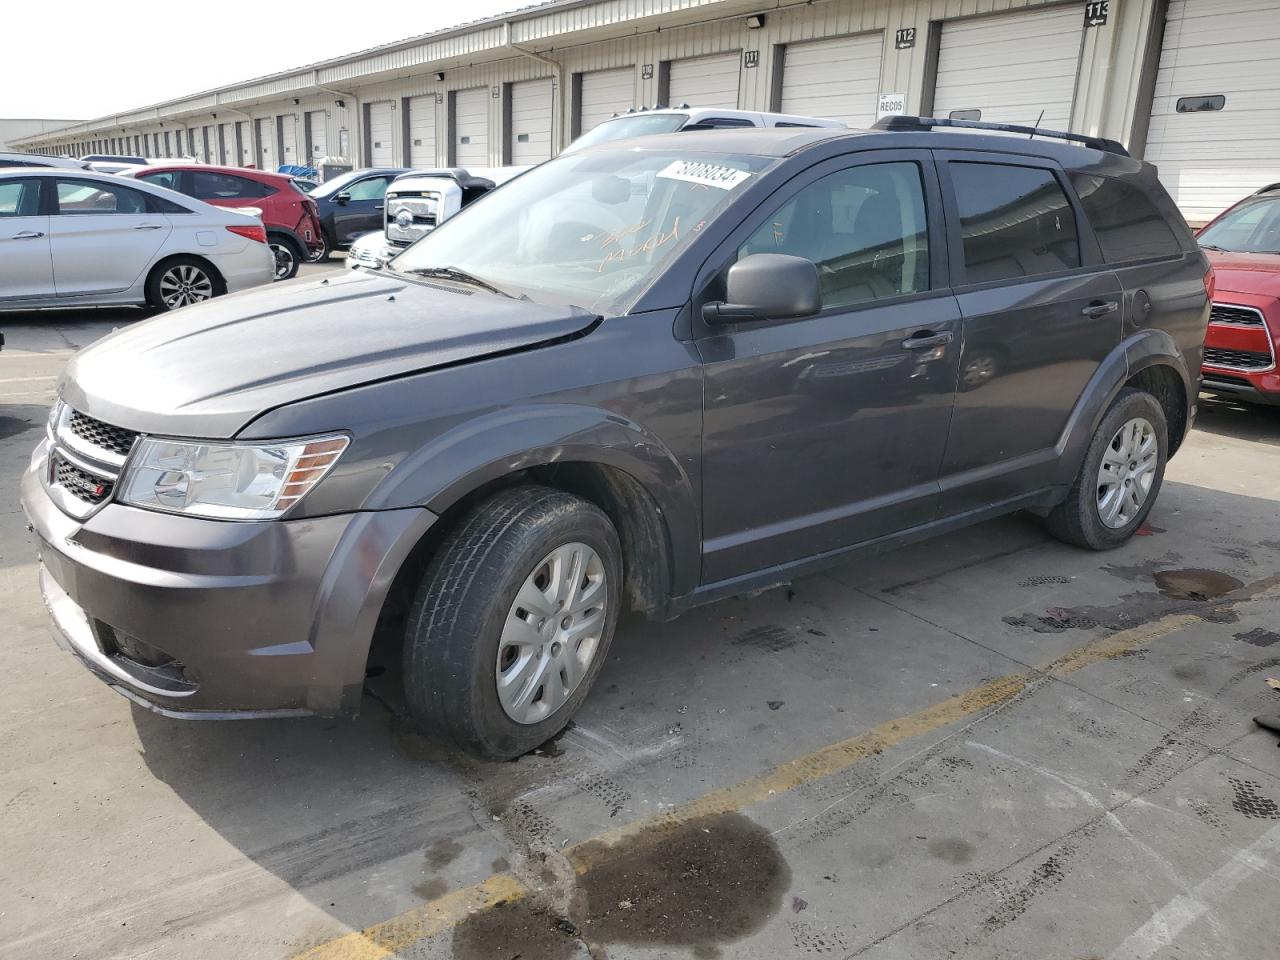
[1198, 243, 1228, 252]
[400, 265, 518, 299]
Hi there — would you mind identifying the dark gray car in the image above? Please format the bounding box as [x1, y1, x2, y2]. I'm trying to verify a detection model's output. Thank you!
[21, 121, 1210, 759]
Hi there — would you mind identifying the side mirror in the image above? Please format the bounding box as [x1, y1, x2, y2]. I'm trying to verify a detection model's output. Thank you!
[335, 191, 351, 205]
[702, 253, 822, 324]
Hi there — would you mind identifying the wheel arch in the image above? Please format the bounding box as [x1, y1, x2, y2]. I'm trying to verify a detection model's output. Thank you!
[1050, 330, 1193, 488]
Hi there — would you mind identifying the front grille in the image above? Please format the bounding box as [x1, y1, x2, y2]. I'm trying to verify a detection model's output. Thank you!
[53, 455, 114, 505]
[1204, 347, 1274, 370]
[1210, 303, 1266, 327]
[68, 410, 138, 457]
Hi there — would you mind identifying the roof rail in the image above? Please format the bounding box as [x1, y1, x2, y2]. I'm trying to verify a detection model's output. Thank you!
[871, 115, 1129, 157]
[1253, 182, 1280, 195]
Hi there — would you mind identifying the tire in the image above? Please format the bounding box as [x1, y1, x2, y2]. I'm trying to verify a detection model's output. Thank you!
[403, 485, 623, 760]
[268, 235, 301, 280]
[145, 257, 221, 312]
[1044, 388, 1168, 550]
[310, 232, 332, 262]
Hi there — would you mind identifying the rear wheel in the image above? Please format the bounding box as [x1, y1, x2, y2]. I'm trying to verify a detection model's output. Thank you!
[402, 486, 622, 759]
[268, 235, 301, 280]
[146, 257, 220, 312]
[1044, 388, 1168, 550]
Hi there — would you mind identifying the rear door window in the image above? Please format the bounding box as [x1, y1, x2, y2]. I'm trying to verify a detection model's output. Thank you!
[190, 172, 270, 200]
[1070, 174, 1182, 262]
[54, 179, 149, 215]
[949, 162, 1080, 283]
[0, 179, 41, 217]
[138, 170, 180, 191]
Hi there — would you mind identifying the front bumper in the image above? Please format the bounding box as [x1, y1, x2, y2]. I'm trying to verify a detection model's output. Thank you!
[21, 442, 434, 718]
[1200, 368, 1280, 405]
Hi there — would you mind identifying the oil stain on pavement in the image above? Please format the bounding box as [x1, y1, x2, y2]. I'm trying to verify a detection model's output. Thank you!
[452, 811, 790, 959]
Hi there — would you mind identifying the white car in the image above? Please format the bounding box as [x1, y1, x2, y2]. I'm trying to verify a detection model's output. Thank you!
[0, 168, 274, 312]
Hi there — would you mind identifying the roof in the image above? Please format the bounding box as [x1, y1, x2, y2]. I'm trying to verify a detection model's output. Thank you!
[128, 162, 298, 181]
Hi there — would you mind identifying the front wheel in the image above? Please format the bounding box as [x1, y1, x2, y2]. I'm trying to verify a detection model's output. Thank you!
[1044, 388, 1168, 550]
[402, 486, 622, 759]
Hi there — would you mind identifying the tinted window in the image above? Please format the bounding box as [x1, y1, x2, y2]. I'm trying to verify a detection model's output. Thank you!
[685, 118, 755, 130]
[1071, 174, 1181, 262]
[54, 179, 149, 215]
[189, 172, 269, 200]
[139, 170, 180, 191]
[951, 162, 1080, 282]
[345, 176, 392, 201]
[0, 179, 40, 217]
[740, 161, 930, 308]
[148, 193, 192, 214]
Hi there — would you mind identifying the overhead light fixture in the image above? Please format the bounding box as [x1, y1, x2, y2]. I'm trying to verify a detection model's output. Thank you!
[746, 14, 765, 28]
[293, 98, 300, 105]
[434, 71, 445, 81]
[335, 98, 346, 108]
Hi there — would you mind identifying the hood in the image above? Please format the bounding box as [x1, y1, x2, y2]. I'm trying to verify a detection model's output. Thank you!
[60, 270, 597, 438]
[1206, 250, 1280, 298]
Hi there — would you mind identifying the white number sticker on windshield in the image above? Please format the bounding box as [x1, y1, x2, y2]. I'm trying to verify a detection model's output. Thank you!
[656, 160, 751, 190]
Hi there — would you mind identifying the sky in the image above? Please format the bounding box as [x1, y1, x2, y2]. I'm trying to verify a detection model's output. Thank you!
[1, 0, 531, 120]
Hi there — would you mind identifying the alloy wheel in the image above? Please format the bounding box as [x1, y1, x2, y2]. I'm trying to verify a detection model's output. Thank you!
[1096, 416, 1158, 529]
[158, 264, 214, 309]
[496, 542, 608, 725]
[270, 242, 295, 279]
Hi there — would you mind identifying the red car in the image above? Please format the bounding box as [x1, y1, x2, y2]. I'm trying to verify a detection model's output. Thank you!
[123, 165, 323, 280]
[1197, 183, 1280, 406]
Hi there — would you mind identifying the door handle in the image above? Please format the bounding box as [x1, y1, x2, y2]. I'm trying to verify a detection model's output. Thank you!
[1081, 301, 1118, 318]
[134, 223, 165, 230]
[9, 230, 44, 240]
[374, 204, 385, 211]
[902, 331, 954, 350]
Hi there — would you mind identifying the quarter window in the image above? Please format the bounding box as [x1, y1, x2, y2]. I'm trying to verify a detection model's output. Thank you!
[54, 179, 149, 215]
[1070, 174, 1181, 262]
[739, 161, 930, 308]
[951, 162, 1080, 283]
[0, 179, 40, 217]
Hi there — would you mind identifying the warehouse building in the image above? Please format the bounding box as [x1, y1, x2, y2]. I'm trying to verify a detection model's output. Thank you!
[15, 0, 1280, 224]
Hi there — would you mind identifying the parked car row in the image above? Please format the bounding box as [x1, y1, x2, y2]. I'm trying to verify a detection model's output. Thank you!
[21, 117, 1218, 760]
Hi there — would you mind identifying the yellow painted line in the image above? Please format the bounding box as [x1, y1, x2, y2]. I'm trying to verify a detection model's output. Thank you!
[293, 582, 1280, 960]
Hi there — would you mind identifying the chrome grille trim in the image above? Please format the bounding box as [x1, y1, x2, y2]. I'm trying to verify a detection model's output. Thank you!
[44, 403, 140, 519]
[1209, 303, 1266, 327]
[1205, 302, 1276, 374]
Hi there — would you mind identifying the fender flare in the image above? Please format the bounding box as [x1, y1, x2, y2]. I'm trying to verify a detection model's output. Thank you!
[364, 403, 701, 599]
[1050, 329, 1193, 488]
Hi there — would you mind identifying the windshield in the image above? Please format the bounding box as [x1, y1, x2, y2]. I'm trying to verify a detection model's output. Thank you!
[563, 114, 688, 154]
[1199, 195, 1280, 253]
[309, 170, 367, 199]
[390, 147, 772, 314]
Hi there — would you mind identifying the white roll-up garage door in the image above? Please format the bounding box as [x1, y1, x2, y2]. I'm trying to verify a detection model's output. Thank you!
[1143, 0, 1280, 224]
[510, 78, 554, 165]
[368, 101, 395, 166]
[279, 114, 299, 164]
[931, 5, 1083, 131]
[256, 117, 277, 170]
[667, 52, 740, 109]
[579, 67, 635, 135]
[778, 34, 883, 127]
[218, 123, 234, 164]
[453, 87, 489, 167]
[307, 110, 328, 160]
[408, 95, 437, 168]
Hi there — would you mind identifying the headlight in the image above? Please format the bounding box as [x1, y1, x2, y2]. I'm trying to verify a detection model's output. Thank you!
[118, 435, 348, 520]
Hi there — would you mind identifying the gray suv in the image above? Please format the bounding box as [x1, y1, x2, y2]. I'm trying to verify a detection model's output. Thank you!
[22, 118, 1210, 759]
